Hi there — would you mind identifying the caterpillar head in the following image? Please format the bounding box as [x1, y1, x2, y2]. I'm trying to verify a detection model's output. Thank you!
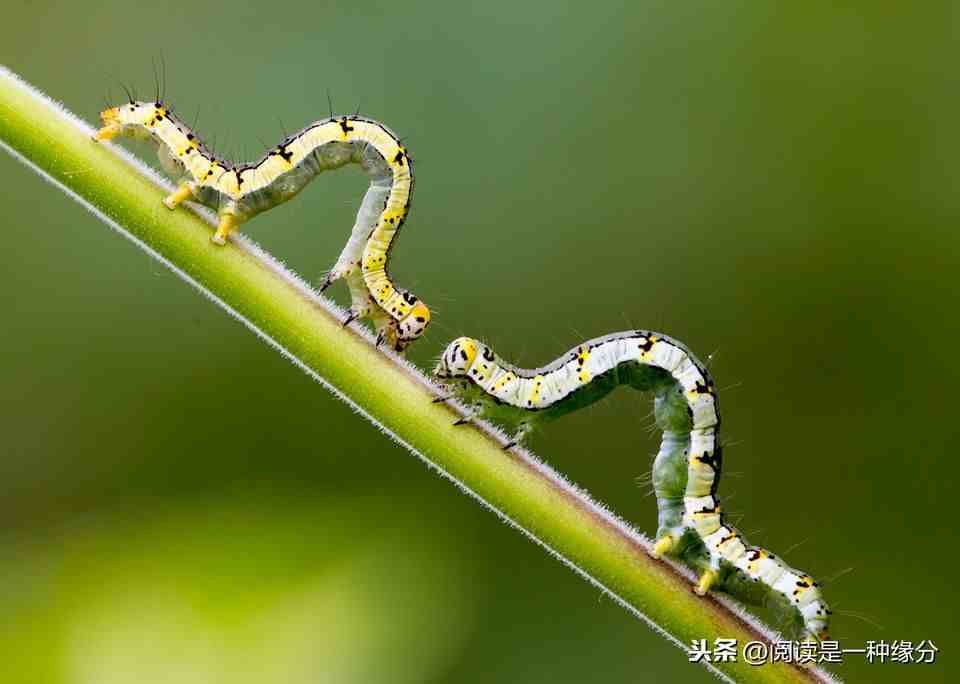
[396, 295, 431, 344]
[434, 337, 481, 379]
[94, 101, 164, 142]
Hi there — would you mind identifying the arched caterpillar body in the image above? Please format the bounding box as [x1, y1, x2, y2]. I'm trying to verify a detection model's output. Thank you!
[93, 101, 429, 350]
[433, 331, 830, 640]
[651, 382, 830, 640]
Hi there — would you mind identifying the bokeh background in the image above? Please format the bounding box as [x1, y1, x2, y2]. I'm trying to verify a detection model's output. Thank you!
[2, 2, 956, 682]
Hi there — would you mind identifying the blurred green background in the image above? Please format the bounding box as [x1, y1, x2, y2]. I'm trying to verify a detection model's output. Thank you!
[1, 2, 956, 682]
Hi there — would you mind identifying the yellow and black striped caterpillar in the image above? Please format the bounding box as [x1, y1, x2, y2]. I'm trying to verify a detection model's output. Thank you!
[93, 100, 429, 351]
[434, 331, 831, 641]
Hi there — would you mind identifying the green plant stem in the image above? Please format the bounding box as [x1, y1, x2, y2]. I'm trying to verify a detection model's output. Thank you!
[0, 66, 832, 684]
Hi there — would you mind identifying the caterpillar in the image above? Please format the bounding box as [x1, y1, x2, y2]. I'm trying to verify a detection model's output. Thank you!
[433, 331, 830, 641]
[92, 99, 430, 351]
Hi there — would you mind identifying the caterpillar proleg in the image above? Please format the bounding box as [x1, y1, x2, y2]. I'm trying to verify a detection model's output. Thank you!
[433, 331, 830, 640]
[93, 100, 429, 350]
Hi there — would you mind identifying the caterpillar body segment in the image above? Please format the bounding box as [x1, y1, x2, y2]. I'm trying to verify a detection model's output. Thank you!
[93, 102, 429, 351]
[433, 330, 830, 640]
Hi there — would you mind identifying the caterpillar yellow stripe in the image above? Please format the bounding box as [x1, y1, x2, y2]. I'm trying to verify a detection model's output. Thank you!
[434, 330, 830, 641]
[93, 100, 429, 351]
